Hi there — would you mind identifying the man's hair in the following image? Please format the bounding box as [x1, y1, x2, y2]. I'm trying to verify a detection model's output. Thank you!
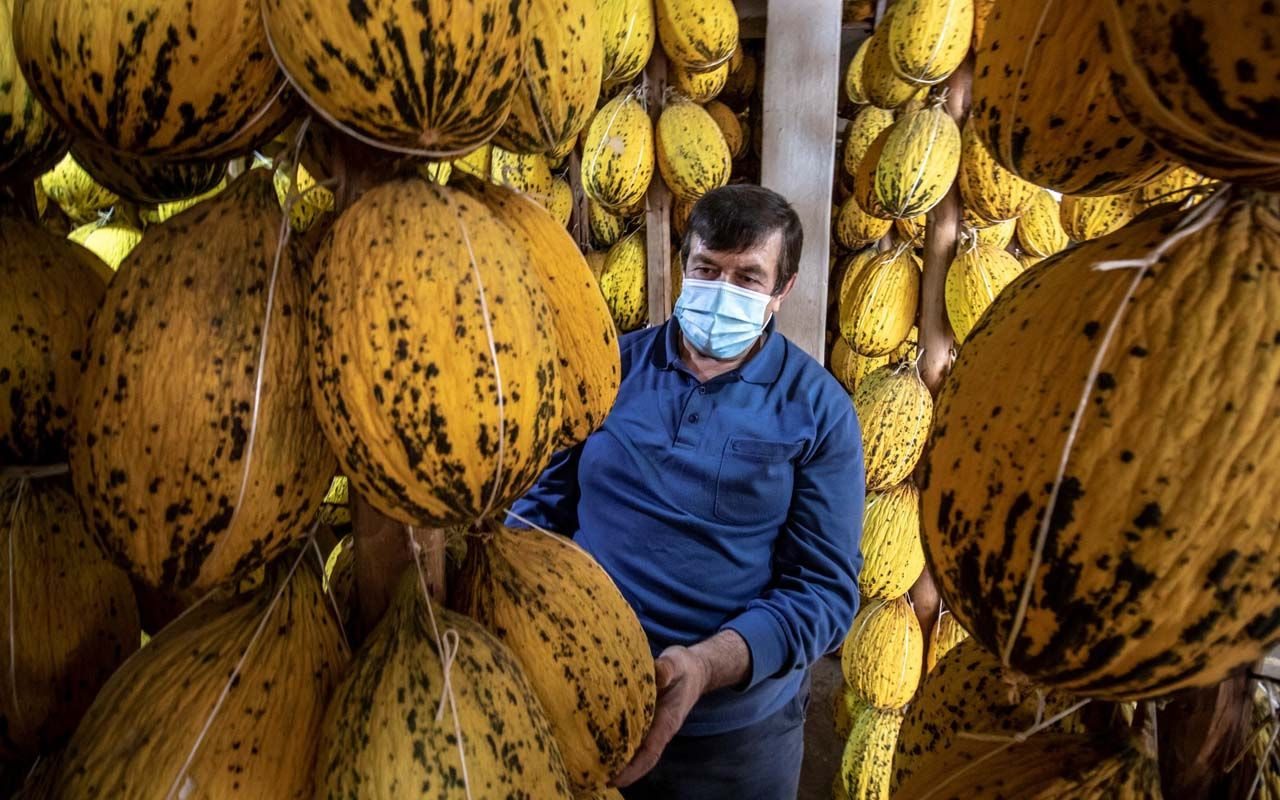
[680, 184, 803, 295]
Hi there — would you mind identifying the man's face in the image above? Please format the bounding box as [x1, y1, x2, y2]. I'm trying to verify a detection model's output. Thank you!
[685, 231, 797, 322]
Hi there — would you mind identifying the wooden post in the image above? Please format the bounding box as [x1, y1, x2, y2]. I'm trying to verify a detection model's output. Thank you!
[761, 0, 842, 362]
[644, 51, 674, 326]
[1157, 673, 1255, 797]
[910, 59, 972, 649]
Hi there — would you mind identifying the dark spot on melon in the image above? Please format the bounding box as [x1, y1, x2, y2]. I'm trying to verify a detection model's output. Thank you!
[1132, 502, 1161, 529]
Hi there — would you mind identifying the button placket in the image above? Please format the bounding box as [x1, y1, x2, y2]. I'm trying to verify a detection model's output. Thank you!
[673, 384, 711, 448]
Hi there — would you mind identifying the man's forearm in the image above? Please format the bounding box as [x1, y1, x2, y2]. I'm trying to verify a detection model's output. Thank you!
[688, 629, 752, 692]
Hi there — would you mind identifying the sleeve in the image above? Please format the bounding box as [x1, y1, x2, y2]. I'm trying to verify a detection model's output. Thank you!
[721, 405, 865, 689]
[504, 442, 584, 535]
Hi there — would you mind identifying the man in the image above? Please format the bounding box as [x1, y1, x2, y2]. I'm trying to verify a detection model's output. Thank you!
[509, 185, 864, 799]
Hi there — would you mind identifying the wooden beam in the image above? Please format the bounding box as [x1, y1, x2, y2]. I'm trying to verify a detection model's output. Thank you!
[644, 52, 674, 327]
[761, 0, 842, 362]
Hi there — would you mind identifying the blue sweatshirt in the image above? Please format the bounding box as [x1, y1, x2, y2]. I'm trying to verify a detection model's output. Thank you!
[508, 319, 864, 735]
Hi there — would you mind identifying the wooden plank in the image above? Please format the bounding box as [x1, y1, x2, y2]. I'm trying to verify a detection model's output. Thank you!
[760, 0, 842, 363]
[644, 52, 674, 327]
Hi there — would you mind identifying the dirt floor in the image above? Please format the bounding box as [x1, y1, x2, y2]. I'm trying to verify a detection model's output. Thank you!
[799, 652, 844, 800]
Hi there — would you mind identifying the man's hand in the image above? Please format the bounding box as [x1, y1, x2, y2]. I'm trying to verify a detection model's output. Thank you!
[611, 630, 752, 788]
[612, 646, 708, 788]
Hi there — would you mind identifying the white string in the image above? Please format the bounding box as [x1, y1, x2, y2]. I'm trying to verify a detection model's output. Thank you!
[223, 116, 312, 538]
[912, 698, 1091, 800]
[162, 528, 316, 800]
[999, 189, 1232, 667]
[405, 525, 473, 800]
[5, 478, 26, 728]
[442, 189, 507, 519]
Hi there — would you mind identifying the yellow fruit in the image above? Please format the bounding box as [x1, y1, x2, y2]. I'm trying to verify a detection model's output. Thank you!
[958, 122, 1036, 223]
[887, 0, 973, 85]
[656, 98, 731, 203]
[862, 15, 920, 110]
[548, 178, 574, 227]
[0, 0, 66, 181]
[704, 100, 744, 158]
[273, 161, 335, 233]
[308, 178, 564, 528]
[944, 239, 1024, 342]
[835, 195, 893, 250]
[854, 363, 933, 492]
[452, 527, 656, 792]
[1059, 192, 1136, 242]
[834, 687, 864, 739]
[830, 337, 887, 395]
[874, 105, 962, 219]
[842, 704, 904, 800]
[67, 221, 143, 271]
[39, 154, 117, 224]
[972, 216, 1016, 249]
[263, 0, 526, 156]
[491, 147, 556, 205]
[841, 596, 924, 709]
[894, 214, 926, 244]
[598, 0, 655, 89]
[671, 61, 728, 103]
[600, 231, 648, 332]
[582, 89, 655, 214]
[1136, 166, 1216, 209]
[924, 610, 968, 673]
[1016, 189, 1069, 258]
[454, 143, 493, 179]
[316, 571, 573, 798]
[844, 37, 871, 105]
[838, 246, 921, 358]
[842, 107, 895, 180]
[859, 482, 926, 600]
[655, 0, 738, 71]
[140, 180, 227, 225]
[590, 200, 627, 248]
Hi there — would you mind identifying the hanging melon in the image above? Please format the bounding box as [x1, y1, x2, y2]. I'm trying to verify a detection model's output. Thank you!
[547, 178, 573, 227]
[263, 0, 528, 156]
[704, 101, 745, 159]
[970, 0, 1173, 195]
[854, 362, 933, 492]
[843, 37, 871, 105]
[859, 482, 925, 601]
[1, 213, 110, 466]
[452, 527, 655, 792]
[70, 139, 226, 205]
[472, 182, 620, 448]
[656, 98, 730, 203]
[841, 596, 924, 710]
[67, 220, 143, 271]
[671, 61, 728, 103]
[874, 105, 961, 219]
[491, 147, 556, 205]
[39, 153, 118, 224]
[944, 238, 1024, 342]
[1060, 192, 1136, 242]
[842, 703, 904, 800]
[0, 0, 66, 182]
[0, 475, 139, 761]
[1016, 189, 1069, 258]
[835, 195, 893, 250]
[920, 192, 1280, 700]
[862, 15, 920, 111]
[598, 0, 655, 90]
[14, 0, 289, 159]
[310, 178, 563, 528]
[924, 610, 968, 673]
[720, 52, 758, 109]
[317, 570, 573, 798]
[842, 107, 895, 181]
[1101, 0, 1280, 188]
[838, 246, 920, 358]
[886, 0, 973, 85]
[1137, 166, 1216, 209]
[655, 0, 738, 72]
[497, 0, 603, 155]
[853, 127, 892, 220]
[50, 555, 349, 798]
[71, 173, 335, 606]
[891, 637, 1087, 793]
[454, 143, 494, 180]
[894, 214, 926, 245]
[590, 200, 627, 248]
[600, 230, 648, 332]
[582, 89, 654, 215]
[970, 216, 1016, 249]
[958, 122, 1036, 223]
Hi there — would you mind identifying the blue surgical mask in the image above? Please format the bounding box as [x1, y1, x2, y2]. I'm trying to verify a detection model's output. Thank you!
[673, 278, 774, 360]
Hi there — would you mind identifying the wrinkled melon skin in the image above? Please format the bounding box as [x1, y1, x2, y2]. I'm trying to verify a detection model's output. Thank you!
[582, 90, 655, 215]
[452, 527, 656, 792]
[854, 364, 933, 492]
[13, 0, 287, 159]
[264, 0, 529, 157]
[0, 0, 66, 182]
[0, 214, 111, 466]
[70, 138, 227, 205]
[71, 172, 335, 603]
[841, 703, 903, 800]
[600, 231, 648, 332]
[598, 0, 655, 89]
[921, 192, 1280, 700]
[840, 595, 924, 710]
[308, 178, 564, 528]
[655, 99, 731, 204]
[317, 571, 573, 799]
[0, 475, 140, 762]
[50, 559, 349, 799]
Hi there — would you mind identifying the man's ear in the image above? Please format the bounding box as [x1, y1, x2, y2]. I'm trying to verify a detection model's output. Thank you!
[776, 273, 798, 302]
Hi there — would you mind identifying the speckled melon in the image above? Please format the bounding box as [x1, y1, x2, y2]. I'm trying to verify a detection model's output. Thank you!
[1, 213, 110, 466]
[0, 474, 139, 761]
[1136, 166, 1216, 210]
[835, 194, 893, 250]
[39, 153, 118, 224]
[655, 0, 737, 71]
[598, 0, 655, 89]
[671, 61, 728, 103]
[590, 200, 627, 248]
[704, 101, 744, 159]
[892, 637, 1086, 793]
[1060, 192, 1136, 242]
[886, 0, 973, 85]
[582, 89, 654, 215]
[656, 98, 730, 203]
[69, 139, 226, 205]
[844, 37, 871, 105]
[452, 527, 655, 792]
[263, 0, 528, 157]
[944, 240, 1025, 342]
[842, 703, 904, 800]
[958, 122, 1036, 223]
[924, 609, 968, 673]
[854, 362, 933, 492]
[862, 13, 921, 111]
[496, 0, 603, 155]
[50, 556, 348, 798]
[472, 181, 620, 448]
[970, 0, 1173, 195]
[839, 246, 921, 358]
[841, 596, 924, 710]
[308, 177, 563, 528]
[491, 147, 556, 205]
[873, 105, 961, 220]
[317, 570, 573, 799]
[0, 0, 66, 182]
[14, 0, 289, 159]
[841, 106, 895, 181]
[920, 192, 1280, 700]
[71, 172, 335, 605]
[859, 482, 926, 601]
[1016, 189, 1069, 258]
[600, 230, 648, 331]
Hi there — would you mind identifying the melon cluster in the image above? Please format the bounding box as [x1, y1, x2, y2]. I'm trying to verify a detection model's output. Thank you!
[831, 2, 1279, 798]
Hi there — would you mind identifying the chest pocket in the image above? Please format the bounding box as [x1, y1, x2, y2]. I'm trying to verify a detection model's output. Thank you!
[714, 437, 803, 525]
